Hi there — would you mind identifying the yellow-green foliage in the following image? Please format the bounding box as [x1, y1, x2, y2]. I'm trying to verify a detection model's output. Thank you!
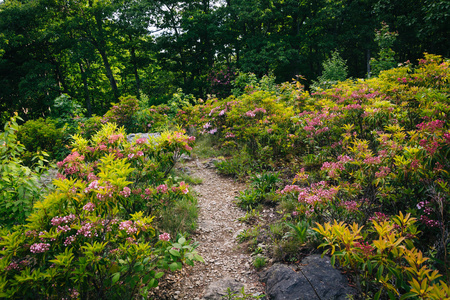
[314, 212, 449, 299]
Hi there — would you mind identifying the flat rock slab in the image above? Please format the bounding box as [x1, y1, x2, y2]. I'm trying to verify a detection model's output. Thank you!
[126, 132, 161, 143]
[260, 255, 355, 300]
[202, 277, 244, 300]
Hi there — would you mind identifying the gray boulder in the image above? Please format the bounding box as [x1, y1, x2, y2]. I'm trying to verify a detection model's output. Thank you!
[260, 255, 355, 300]
[202, 277, 244, 300]
[126, 132, 161, 143]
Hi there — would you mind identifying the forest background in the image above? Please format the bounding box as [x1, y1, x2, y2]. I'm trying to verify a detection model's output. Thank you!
[1, 0, 449, 122]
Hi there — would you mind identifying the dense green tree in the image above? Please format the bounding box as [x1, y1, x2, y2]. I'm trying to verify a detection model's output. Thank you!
[1, 0, 450, 120]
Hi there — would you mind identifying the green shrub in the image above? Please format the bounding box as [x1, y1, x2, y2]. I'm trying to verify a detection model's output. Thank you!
[252, 256, 267, 269]
[130, 105, 170, 133]
[311, 50, 348, 90]
[17, 117, 67, 164]
[0, 114, 48, 227]
[103, 95, 139, 131]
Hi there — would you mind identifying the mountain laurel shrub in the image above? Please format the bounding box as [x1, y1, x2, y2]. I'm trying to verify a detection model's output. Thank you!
[0, 122, 202, 299]
[179, 53, 449, 297]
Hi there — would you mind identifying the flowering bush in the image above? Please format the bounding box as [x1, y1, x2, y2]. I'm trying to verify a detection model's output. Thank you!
[177, 90, 298, 166]
[315, 213, 449, 299]
[130, 105, 170, 133]
[103, 95, 139, 130]
[269, 54, 450, 293]
[0, 122, 202, 298]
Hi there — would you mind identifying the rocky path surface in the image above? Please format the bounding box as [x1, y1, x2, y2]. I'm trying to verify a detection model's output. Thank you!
[150, 159, 266, 299]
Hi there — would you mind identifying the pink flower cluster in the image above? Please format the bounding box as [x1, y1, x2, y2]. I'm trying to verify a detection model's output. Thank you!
[416, 119, 444, 133]
[368, 212, 388, 222]
[159, 232, 170, 241]
[321, 161, 345, 178]
[295, 182, 338, 205]
[77, 222, 97, 238]
[178, 181, 189, 194]
[225, 132, 235, 138]
[57, 151, 85, 175]
[344, 104, 362, 110]
[30, 243, 50, 253]
[51, 214, 76, 226]
[135, 138, 147, 145]
[363, 156, 382, 165]
[278, 185, 303, 195]
[340, 200, 359, 212]
[157, 184, 168, 194]
[83, 202, 96, 212]
[419, 139, 440, 155]
[6, 262, 20, 271]
[108, 134, 124, 144]
[84, 180, 100, 193]
[420, 215, 440, 227]
[354, 241, 374, 257]
[119, 187, 131, 198]
[119, 220, 138, 235]
[57, 225, 71, 233]
[64, 235, 76, 246]
[245, 111, 255, 118]
[444, 132, 450, 144]
[375, 166, 391, 178]
[68, 288, 80, 299]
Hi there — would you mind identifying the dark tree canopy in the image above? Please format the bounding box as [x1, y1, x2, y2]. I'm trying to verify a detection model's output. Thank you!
[1, 0, 449, 121]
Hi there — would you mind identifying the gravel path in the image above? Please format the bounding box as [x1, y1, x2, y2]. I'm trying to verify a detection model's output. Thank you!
[150, 159, 266, 299]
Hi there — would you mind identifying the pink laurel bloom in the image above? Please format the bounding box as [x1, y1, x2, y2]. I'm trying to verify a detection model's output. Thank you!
[84, 180, 99, 193]
[108, 134, 124, 144]
[77, 223, 97, 238]
[119, 221, 138, 235]
[87, 173, 98, 181]
[135, 138, 147, 144]
[340, 200, 359, 212]
[51, 214, 76, 226]
[128, 153, 135, 159]
[159, 232, 170, 241]
[30, 243, 51, 253]
[245, 111, 255, 118]
[64, 236, 76, 246]
[136, 151, 144, 157]
[119, 187, 131, 198]
[83, 202, 96, 212]
[375, 166, 391, 178]
[157, 184, 168, 194]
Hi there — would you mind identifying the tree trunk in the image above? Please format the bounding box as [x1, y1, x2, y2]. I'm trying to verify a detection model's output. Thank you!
[93, 13, 119, 101]
[129, 34, 141, 99]
[79, 61, 92, 117]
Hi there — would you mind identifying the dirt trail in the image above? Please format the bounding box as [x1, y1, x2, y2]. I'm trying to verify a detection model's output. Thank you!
[150, 159, 266, 299]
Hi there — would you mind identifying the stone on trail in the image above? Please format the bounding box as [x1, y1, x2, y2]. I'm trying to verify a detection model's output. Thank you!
[202, 277, 244, 300]
[260, 255, 355, 300]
